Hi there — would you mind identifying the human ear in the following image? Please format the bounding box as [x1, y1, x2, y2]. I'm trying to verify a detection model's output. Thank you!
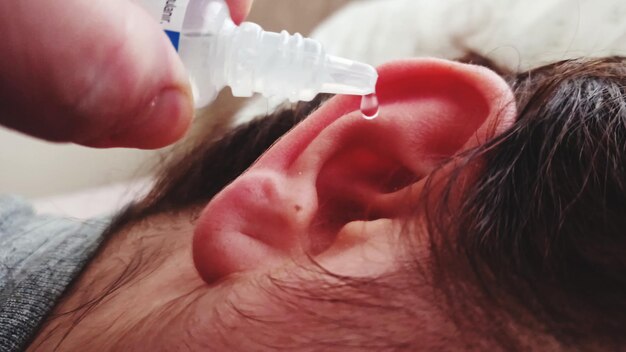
[193, 58, 516, 283]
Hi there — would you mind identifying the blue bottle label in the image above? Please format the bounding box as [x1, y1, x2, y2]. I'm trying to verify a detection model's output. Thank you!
[134, 0, 190, 51]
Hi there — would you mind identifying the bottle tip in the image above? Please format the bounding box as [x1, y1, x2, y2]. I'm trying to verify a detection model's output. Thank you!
[319, 55, 378, 96]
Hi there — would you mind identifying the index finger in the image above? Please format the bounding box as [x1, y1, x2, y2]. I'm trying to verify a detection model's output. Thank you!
[225, 0, 254, 25]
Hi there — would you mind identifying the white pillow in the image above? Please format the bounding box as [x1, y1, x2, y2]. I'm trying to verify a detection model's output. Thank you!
[312, 0, 626, 70]
[235, 0, 626, 124]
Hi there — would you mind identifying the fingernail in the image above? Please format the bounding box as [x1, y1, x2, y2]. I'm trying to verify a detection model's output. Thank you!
[130, 87, 194, 148]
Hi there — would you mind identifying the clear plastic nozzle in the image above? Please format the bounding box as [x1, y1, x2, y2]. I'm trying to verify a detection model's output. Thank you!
[320, 55, 379, 97]
[214, 25, 379, 103]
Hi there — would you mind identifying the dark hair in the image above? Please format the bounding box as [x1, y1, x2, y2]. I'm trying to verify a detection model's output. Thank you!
[430, 56, 626, 348]
[85, 56, 626, 349]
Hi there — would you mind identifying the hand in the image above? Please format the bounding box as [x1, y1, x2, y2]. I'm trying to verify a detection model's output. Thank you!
[0, 0, 254, 149]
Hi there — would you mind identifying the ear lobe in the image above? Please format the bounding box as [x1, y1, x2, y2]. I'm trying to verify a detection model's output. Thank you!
[193, 58, 516, 284]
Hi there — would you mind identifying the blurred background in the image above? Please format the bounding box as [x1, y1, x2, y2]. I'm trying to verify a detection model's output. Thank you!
[3, 0, 625, 217]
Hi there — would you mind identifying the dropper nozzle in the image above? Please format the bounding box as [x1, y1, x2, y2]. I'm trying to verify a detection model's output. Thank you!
[319, 55, 378, 96]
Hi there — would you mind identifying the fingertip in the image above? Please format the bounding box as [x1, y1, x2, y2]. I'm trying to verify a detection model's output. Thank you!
[226, 0, 254, 25]
[84, 87, 194, 149]
[78, 1, 196, 149]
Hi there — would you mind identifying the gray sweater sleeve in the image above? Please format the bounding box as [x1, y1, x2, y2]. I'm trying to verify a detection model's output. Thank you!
[0, 196, 110, 352]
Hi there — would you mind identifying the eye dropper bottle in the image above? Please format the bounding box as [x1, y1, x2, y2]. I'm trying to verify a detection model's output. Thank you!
[134, 0, 379, 109]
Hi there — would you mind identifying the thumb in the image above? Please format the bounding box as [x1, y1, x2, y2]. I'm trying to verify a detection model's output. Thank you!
[0, 0, 193, 149]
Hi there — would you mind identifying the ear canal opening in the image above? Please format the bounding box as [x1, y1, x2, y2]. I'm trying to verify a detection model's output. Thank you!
[307, 137, 420, 255]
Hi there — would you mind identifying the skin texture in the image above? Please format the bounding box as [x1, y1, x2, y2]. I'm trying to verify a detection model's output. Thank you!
[0, 0, 253, 149]
[28, 59, 531, 351]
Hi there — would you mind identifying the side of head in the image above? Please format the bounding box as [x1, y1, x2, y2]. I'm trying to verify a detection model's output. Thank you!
[444, 57, 626, 347]
[30, 57, 626, 351]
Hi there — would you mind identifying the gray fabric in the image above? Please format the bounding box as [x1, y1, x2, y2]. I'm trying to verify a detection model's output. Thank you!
[0, 196, 110, 352]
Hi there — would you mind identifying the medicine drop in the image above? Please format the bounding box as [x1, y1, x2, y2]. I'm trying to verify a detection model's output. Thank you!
[361, 93, 380, 120]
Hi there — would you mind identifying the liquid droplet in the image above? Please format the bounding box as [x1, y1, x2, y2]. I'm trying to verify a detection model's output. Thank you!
[360, 93, 379, 120]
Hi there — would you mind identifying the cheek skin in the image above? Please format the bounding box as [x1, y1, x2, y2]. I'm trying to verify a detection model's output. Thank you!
[150, 268, 310, 351]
